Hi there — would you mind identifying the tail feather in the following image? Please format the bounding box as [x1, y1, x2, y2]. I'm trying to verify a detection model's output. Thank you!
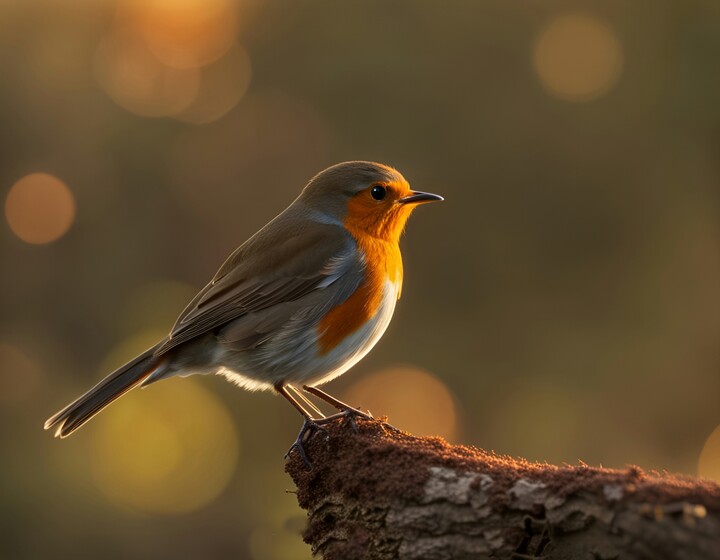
[45, 346, 164, 438]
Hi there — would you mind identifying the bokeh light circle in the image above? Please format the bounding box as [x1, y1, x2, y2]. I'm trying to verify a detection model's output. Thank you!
[117, 0, 240, 69]
[533, 14, 623, 101]
[176, 43, 252, 124]
[89, 378, 239, 515]
[94, 27, 200, 117]
[342, 366, 458, 441]
[699, 425, 720, 482]
[5, 173, 76, 244]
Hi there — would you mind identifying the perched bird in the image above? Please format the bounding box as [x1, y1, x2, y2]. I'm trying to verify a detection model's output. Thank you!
[45, 161, 442, 461]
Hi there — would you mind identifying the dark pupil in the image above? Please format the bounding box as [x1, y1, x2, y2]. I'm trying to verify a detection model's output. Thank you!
[371, 185, 386, 200]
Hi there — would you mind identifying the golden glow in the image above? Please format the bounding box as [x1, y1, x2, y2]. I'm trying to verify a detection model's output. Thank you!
[699, 425, 720, 482]
[94, 27, 200, 117]
[89, 377, 239, 514]
[5, 173, 76, 244]
[176, 43, 252, 124]
[533, 14, 623, 102]
[0, 343, 42, 403]
[98, 330, 168, 377]
[116, 0, 239, 69]
[342, 366, 458, 441]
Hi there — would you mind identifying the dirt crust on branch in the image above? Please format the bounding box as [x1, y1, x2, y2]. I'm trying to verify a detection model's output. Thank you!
[285, 418, 720, 514]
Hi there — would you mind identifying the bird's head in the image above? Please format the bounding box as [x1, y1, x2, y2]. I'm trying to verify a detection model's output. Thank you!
[299, 161, 443, 243]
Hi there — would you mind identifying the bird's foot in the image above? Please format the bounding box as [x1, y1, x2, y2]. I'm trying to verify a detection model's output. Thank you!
[284, 401, 401, 468]
[301, 385, 380, 432]
[314, 405, 374, 432]
[284, 408, 373, 468]
[284, 417, 328, 469]
[316, 403, 402, 435]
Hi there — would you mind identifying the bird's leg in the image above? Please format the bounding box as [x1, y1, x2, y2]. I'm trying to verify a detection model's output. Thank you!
[287, 385, 325, 418]
[302, 385, 375, 431]
[276, 383, 325, 468]
[302, 385, 402, 433]
[302, 384, 373, 417]
[276, 383, 317, 419]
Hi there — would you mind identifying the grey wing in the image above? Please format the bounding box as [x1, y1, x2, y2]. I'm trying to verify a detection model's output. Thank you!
[216, 259, 364, 351]
[154, 223, 361, 356]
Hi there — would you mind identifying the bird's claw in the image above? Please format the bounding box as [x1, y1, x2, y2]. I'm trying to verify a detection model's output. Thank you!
[285, 407, 376, 467]
[314, 406, 373, 432]
[284, 418, 328, 468]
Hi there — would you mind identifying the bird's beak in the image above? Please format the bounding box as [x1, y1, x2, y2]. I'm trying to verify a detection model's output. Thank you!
[397, 190, 444, 205]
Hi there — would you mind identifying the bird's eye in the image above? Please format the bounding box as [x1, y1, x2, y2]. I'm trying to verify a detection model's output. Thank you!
[371, 185, 386, 201]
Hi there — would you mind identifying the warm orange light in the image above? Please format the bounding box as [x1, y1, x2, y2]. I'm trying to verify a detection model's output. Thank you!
[5, 173, 76, 244]
[94, 27, 200, 117]
[699, 425, 720, 482]
[176, 43, 252, 124]
[533, 14, 623, 102]
[116, 0, 239, 69]
[342, 366, 459, 441]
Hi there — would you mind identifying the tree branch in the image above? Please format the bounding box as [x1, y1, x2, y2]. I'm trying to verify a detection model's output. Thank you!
[285, 419, 720, 560]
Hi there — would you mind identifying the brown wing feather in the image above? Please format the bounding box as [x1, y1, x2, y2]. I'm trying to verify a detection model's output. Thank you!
[155, 218, 354, 356]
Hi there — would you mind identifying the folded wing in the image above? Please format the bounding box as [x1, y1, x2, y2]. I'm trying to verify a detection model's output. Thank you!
[155, 221, 361, 356]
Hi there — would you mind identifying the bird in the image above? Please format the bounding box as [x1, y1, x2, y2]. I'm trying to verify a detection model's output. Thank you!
[45, 161, 443, 463]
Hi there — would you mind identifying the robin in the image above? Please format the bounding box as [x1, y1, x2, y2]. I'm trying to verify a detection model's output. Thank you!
[45, 161, 443, 462]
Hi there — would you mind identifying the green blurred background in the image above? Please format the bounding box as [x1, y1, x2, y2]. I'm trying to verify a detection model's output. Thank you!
[2, 0, 720, 558]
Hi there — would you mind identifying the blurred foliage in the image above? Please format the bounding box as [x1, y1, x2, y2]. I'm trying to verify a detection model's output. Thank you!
[2, 0, 720, 558]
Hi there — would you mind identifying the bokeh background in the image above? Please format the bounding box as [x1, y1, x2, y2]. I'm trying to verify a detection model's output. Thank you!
[2, 0, 720, 558]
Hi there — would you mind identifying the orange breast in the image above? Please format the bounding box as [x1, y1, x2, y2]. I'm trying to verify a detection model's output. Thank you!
[316, 230, 403, 355]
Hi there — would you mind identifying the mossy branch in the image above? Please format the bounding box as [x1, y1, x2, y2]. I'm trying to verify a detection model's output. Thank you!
[285, 419, 720, 560]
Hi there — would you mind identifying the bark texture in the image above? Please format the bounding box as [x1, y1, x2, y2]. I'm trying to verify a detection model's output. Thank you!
[285, 419, 720, 560]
